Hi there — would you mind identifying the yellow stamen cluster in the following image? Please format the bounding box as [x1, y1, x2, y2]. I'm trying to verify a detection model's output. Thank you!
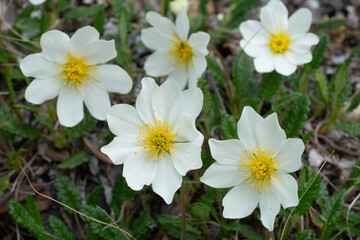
[268, 31, 291, 54]
[136, 119, 178, 161]
[170, 39, 193, 66]
[59, 53, 96, 92]
[239, 147, 280, 191]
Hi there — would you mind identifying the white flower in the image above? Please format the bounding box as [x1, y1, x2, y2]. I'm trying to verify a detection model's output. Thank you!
[170, 0, 189, 15]
[29, 0, 46, 5]
[101, 78, 204, 204]
[141, 7, 210, 89]
[200, 106, 304, 231]
[20, 26, 133, 127]
[239, 0, 319, 76]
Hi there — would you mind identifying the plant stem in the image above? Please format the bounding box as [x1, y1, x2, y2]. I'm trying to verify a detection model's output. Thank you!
[181, 179, 187, 240]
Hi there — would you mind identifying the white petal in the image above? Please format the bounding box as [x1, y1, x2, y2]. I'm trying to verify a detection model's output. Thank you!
[101, 137, 142, 165]
[171, 142, 202, 176]
[260, 0, 288, 33]
[106, 104, 143, 137]
[273, 173, 299, 209]
[187, 63, 198, 89]
[40, 30, 70, 63]
[239, 20, 268, 45]
[83, 82, 110, 120]
[237, 106, 263, 149]
[146, 11, 176, 37]
[287, 9, 312, 38]
[223, 183, 259, 219]
[29, 0, 46, 5]
[253, 54, 276, 73]
[208, 138, 245, 165]
[83, 40, 117, 65]
[188, 32, 210, 55]
[136, 77, 158, 124]
[175, 7, 189, 40]
[240, 40, 271, 58]
[151, 78, 181, 121]
[57, 87, 84, 127]
[141, 27, 172, 50]
[255, 112, 286, 156]
[274, 54, 297, 76]
[172, 113, 201, 142]
[168, 68, 188, 90]
[123, 150, 157, 190]
[144, 50, 175, 77]
[285, 50, 312, 65]
[192, 51, 207, 77]
[290, 33, 319, 53]
[152, 155, 182, 204]
[20, 53, 59, 78]
[25, 78, 62, 104]
[276, 138, 304, 173]
[94, 64, 132, 94]
[259, 189, 281, 231]
[71, 26, 100, 54]
[200, 163, 243, 188]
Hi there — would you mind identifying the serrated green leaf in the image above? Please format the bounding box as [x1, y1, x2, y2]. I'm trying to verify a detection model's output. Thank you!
[331, 64, 348, 96]
[158, 215, 200, 240]
[26, 196, 42, 226]
[0, 120, 42, 140]
[190, 202, 210, 221]
[317, 17, 346, 33]
[190, 14, 206, 33]
[226, 0, 259, 29]
[347, 93, 360, 113]
[206, 56, 227, 87]
[56, 0, 71, 12]
[336, 121, 360, 137]
[310, 36, 329, 69]
[294, 166, 322, 216]
[94, 7, 105, 34]
[65, 4, 107, 19]
[112, 0, 125, 19]
[343, 160, 360, 189]
[58, 150, 91, 169]
[111, 174, 137, 218]
[302, 130, 314, 145]
[0, 175, 10, 196]
[49, 215, 74, 240]
[86, 186, 102, 206]
[221, 114, 237, 139]
[66, 114, 98, 140]
[34, 113, 55, 132]
[314, 67, 329, 103]
[221, 222, 264, 240]
[199, 188, 221, 223]
[198, 78, 212, 115]
[260, 71, 284, 101]
[118, 6, 130, 47]
[130, 210, 152, 239]
[292, 230, 314, 240]
[283, 94, 310, 137]
[55, 175, 81, 213]
[345, 45, 360, 66]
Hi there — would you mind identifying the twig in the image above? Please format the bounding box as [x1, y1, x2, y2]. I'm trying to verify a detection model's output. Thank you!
[317, 135, 359, 157]
[82, 137, 112, 164]
[42, 231, 64, 240]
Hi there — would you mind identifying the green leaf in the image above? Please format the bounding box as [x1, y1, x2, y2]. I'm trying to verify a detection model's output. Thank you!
[331, 64, 348, 96]
[0, 175, 10, 196]
[158, 215, 200, 240]
[12, 104, 42, 112]
[5, 67, 15, 100]
[58, 150, 91, 169]
[345, 45, 360, 66]
[347, 93, 360, 113]
[198, 0, 209, 14]
[283, 93, 310, 137]
[294, 166, 322, 216]
[206, 56, 227, 87]
[111, 174, 137, 218]
[260, 71, 284, 101]
[317, 17, 346, 33]
[66, 114, 98, 140]
[86, 186, 102, 206]
[336, 120, 360, 137]
[190, 202, 210, 221]
[65, 4, 107, 19]
[343, 160, 360, 189]
[49, 215, 74, 240]
[292, 230, 314, 240]
[55, 175, 81, 213]
[226, 0, 259, 29]
[0, 46, 9, 63]
[26, 196, 42, 226]
[94, 7, 105, 34]
[309, 36, 329, 69]
[130, 210, 152, 239]
[56, 0, 71, 12]
[34, 114, 55, 132]
[198, 78, 212, 115]
[221, 114, 237, 139]
[221, 223, 264, 240]
[314, 67, 329, 103]
[0, 120, 42, 140]
[273, 92, 302, 111]
[112, 0, 125, 19]
[118, 6, 130, 48]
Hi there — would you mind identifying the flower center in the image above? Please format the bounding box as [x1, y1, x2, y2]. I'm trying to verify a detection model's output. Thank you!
[136, 119, 178, 161]
[240, 147, 280, 191]
[268, 31, 291, 54]
[59, 53, 96, 92]
[170, 39, 193, 65]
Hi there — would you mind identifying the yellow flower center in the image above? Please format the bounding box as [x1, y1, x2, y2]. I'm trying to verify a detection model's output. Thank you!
[268, 31, 291, 54]
[240, 147, 280, 191]
[170, 39, 193, 66]
[136, 119, 178, 161]
[59, 53, 96, 92]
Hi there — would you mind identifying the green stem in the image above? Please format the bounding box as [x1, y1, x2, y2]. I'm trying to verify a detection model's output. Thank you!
[180, 179, 186, 240]
[74, 214, 86, 240]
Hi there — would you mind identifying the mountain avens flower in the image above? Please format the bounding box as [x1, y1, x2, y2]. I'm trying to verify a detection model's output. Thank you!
[20, 26, 132, 127]
[239, 0, 319, 76]
[101, 78, 204, 204]
[170, 0, 189, 15]
[200, 106, 304, 231]
[141, 7, 210, 89]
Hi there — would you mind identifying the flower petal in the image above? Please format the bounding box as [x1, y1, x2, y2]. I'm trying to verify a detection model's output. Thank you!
[136, 77, 158, 124]
[83, 82, 110, 120]
[106, 104, 143, 137]
[56, 87, 84, 127]
[192, 51, 207, 77]
[146, 11, 176, 37]
[253, 54, 275, 73]
[123, 150, 157, 190]
[25, 77, 62, 104]
[83, 40, 117, 65]
[20, 53, 59, 79]
[223, 183, 259, 218]
[239, 20, 268, 45]
[290, 33, 319, 53]
[40, 30, 70, 63]
[141, 27, 172, 50]
[200, 163, 243, 188]
[274, 54, 297, 76]
[208, 138, 245, 165]
[172, 113, 202, 142]
[144, 50, 175, 77]
[187, 63, 198, 89]
[273, 173, 299, 209]
[152, 155, 182, 204]
[168, 68, 188, 90]
[101, 136, 142, 165]
[259, 189, 281, 231]
[276, 138, 304, 173]
[175, 7, 189, 40]
[237, 106, 263, 149]
[260, 0, 288, 33]
[285, 50, 312, 65]
[71, 26, 100, 54]
[172, 142, 202, 176]
[240, 40, 271, 58]
[94, 64, 132, 94]
[188, 32, 210, 55]
[287, 9, 312, 38]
